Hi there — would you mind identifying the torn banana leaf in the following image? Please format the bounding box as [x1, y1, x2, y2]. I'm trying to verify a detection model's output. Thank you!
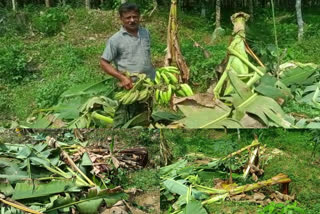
[160, 159, 188, 177]
[0, 181, 14, 196]
[177, 101, 242, 128]
[279, 62, 319, 86]
[296, 83, 320, 109]
[12, 180, 81, 200]
[60, 78, 114, 98]
[228, 70, 292, 128]
[0, 158, 29, 182]
[163, 179, 208, 200]
[45, 187, 127, 213]
[255, 75, 292, 100]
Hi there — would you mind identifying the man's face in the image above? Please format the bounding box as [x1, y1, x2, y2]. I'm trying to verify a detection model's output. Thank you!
[120, 10, 140, 32]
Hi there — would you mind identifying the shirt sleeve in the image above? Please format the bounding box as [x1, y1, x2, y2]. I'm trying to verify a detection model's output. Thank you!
[101, 38, 117, 62]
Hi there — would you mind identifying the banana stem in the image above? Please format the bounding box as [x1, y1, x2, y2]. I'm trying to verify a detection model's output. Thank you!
[228, 47, 265, 77]
[0, 198, 43, 214]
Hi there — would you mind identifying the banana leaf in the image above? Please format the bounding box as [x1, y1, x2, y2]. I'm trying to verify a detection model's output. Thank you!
[160, 159, 188, 177]
[45, 187, 127, 213]
[184, 200, 208, 214]
[0, 158, 29, 182]
[163, 179, 208, 200]
[255, 75, 292, 100]
[177, 102, 242, 128]
[0, 181, 14, 196]
[12, 180, 80, 200]
[296, 83, 320, 109]
[228, 70, 292, 128]
[280, 64, 318, 86]
[60, 78, 113, 98]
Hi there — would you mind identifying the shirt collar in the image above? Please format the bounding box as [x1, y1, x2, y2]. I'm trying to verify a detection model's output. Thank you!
[120, 26, 141, 37]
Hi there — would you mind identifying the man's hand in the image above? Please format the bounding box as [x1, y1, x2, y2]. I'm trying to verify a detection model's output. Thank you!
[119, 75, 133, 90]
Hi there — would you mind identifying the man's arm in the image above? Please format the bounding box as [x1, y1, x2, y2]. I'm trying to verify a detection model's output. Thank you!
[100, 58, 133, 90]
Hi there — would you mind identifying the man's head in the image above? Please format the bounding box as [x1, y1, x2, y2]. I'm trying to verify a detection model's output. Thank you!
[119, 3, 140, 33]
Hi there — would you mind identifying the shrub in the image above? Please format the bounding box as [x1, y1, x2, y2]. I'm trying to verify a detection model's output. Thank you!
[32, 7, 69, 36]
[0, 38, 28, 83]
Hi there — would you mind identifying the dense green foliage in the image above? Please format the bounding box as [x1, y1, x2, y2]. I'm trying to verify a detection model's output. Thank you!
[33, 7, 69, 36]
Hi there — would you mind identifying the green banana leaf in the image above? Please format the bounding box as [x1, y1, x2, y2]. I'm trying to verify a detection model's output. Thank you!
[45, 187, 127, 213]
[228, 70, 292, 128]
[12, 180, 80, 200]
[255, 75, 292, 100]
[184, 200, 208, 214]
[177, 102, 242, 128]
[297, 83, 320, 109]
[0, 181, 14, 196]
[280, 64, 318, 86]
[163, 179, 208, 200]
[160, 159, 188, 177]
[0, 158, 29, 182]
[60, 78, 113, 98]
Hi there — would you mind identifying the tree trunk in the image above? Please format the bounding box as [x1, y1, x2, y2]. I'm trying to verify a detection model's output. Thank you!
[45, 0, 50, 7]
[85, 0, 90, 9]
[296, 0, 304, 41]
[249, 0, 253, 20]
[215, 0, 221, 28]
[12, 0, 16, 11]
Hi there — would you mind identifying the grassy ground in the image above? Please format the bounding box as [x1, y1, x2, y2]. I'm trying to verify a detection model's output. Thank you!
[2, 6, 320, 126]
[162, 129, 320, 213]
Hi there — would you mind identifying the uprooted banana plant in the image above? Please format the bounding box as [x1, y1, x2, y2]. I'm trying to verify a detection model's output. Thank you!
[175, 12, 293, 128]
[161, 140, 293, 214]
[213, 12, 265, 98]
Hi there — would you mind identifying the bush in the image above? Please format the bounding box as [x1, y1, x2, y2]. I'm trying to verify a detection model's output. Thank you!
[32, 7, 69, 36]
[182, 42, 227, 91]
[35, 78, 69, 108]
[0, 38, 28, 83]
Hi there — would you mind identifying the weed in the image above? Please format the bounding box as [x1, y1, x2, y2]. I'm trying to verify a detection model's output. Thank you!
[258, 201, 305, 214]
[0, 37, 29, 83]
[32, 7, 69, 36]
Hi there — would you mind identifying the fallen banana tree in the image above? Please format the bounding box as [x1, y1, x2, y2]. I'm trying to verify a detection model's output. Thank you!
[161, 140, 295, 213]
[173, 12, 319, 128]
[0, 133, 151, 213]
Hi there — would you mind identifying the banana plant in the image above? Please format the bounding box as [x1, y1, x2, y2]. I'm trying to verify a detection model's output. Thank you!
[213, 12, 266, 98]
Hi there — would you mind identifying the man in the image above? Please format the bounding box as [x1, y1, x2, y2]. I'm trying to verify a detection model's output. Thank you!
[100, 2, 155, 127]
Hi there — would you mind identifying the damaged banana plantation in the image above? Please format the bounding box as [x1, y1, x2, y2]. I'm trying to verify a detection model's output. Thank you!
[1, 0, 320, 214]
[0, 129, 160, 214]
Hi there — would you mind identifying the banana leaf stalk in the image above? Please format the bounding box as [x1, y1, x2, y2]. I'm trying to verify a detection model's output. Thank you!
[221, 140, 260, 162]
[243, 146, 259, 179]
[46, 138, 96, 187]
[0, 198, 43, 214]
[201, 173, 291, 205]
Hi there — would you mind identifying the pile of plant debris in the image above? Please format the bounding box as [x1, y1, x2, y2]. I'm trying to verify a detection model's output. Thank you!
[0, 133, 152, 214]
[160, 139, 300, 213]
